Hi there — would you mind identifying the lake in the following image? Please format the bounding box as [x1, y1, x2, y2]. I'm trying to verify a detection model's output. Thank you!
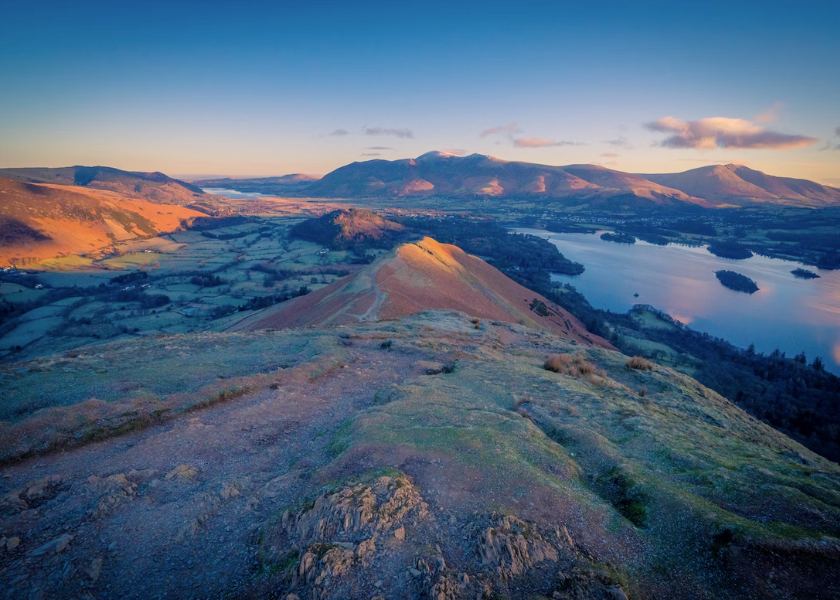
[201, 187, 273, 199]
[515, 228, 840, 375]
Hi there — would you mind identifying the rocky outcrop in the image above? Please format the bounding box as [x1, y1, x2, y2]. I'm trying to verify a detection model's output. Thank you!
[263, 472, 430, 599]
[477, 515, 560, 579]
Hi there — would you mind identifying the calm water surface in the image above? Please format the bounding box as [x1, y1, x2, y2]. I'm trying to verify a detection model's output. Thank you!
[516, 228, 840, 375]
[201, 187, 272, 199]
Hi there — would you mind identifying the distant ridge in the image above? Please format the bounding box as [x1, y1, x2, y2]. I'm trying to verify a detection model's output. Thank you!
[231, 236, 614, 349]
[0, 166, 204, 205]
[303, 151, 711, 208]
[639, 164, 840, 207]
[293, 152, 840, 208]
[193, 173, 321, 195]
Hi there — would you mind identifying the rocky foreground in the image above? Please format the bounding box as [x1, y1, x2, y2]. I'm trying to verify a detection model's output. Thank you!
[1, 311, 839, 599]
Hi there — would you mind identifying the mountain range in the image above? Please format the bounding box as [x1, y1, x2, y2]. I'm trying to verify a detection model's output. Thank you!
[5, 158, 839, 209]
[302, 152, 840, 208]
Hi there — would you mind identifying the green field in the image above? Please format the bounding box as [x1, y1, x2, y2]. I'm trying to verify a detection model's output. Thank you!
[0, 216, 363, 362]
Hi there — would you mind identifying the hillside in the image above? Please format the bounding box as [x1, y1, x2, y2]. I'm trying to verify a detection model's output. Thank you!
[1, 311, 839, 598]
[304, 151, 713, 207]
[0, 178, 204, 265]
[640, 164, 840, 207]
[234, 237, 612, 347]
[289, 208, 406, 251]
[0, 166, 205, 205]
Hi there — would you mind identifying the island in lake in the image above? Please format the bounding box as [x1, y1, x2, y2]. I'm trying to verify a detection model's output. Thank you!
[707, 241, 753, 260]
[716, 270, 759, 293]
[600, 232, 635, 244]
[792, 268, 820, 279]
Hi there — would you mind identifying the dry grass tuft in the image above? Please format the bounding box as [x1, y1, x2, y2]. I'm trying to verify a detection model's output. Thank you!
[544, 353, 599, 378]
[626, 356, 654, 371]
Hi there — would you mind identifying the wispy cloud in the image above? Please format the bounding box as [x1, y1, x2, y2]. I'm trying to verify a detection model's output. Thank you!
[329, 129, 349, 136]
[605, 135, 630, 149]
[646, 116, 817, 150]
[482, 123, 581, 148]
[441, 148, 468, 156]
[364, 127, 413, 138]
[480, 123, 519, 138]
[361, 153, 381, 157]
[366, 146, 393, 150]
[513, 138, 581, 148]
[601, 152, 619, 158]
[755, 102, 784, 124]
[819, 127, 840, 151]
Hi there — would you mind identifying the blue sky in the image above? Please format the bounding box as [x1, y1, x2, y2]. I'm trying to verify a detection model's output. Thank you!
[1, 1, 838, 182]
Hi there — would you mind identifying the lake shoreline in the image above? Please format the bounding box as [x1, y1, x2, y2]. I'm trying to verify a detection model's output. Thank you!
[515, 227, 840, 375]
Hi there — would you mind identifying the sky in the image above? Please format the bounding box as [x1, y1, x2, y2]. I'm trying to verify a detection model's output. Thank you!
[1, 1, 839, 183]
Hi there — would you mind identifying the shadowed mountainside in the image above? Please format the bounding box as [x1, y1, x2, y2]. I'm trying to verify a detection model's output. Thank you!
[0, 166, 205, 205]
[232, 236, 611, 347]
[0, 177, 204, 265]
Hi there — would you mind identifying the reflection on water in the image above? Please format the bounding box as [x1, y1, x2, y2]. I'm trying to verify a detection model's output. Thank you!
[515, 228, 840, 375]
[201, 187, 272, 199]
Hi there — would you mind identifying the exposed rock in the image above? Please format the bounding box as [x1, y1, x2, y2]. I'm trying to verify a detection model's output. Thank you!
[165, 464, 198, 481]
[0, 475, 66, 516]
[477, 515, 559, 579]
[265, 472, 429, 599]
[86, 473, 138, 519]
[283, 473, 427, 545]
[30, 533, 73, 556]
[86, 557, 103, 582]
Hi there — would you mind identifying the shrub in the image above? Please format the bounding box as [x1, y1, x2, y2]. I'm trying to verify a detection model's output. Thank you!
[626, 356, 654, 371]
[639, 386, 647, 397]
[544, 353, 571, 372]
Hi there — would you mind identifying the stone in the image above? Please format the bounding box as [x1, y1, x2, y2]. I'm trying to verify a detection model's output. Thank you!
[7, 536, 21, 550]
[165, 465, 198, 481]
[31, 533, 72, 556]
[394, 526, 406, 540]
[87, 557, 103, 582]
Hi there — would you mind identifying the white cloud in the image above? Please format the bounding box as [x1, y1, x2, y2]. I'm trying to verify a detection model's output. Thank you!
[646, 116, 816, 150]
[513, 138, 581, 148]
